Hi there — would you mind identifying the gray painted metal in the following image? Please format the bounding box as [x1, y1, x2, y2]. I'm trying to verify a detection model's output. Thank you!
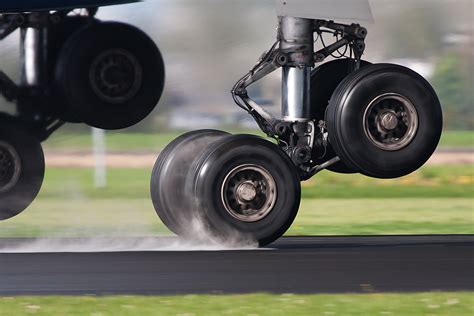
[275, 0, 374, 23]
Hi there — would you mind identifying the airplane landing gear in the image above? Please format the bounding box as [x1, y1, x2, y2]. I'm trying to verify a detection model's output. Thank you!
[0, 7, 165, 220]
[151, 15, 442, 246]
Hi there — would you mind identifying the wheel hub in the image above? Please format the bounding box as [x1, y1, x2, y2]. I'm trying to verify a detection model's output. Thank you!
[0, 141, 21, 193]
[379, 111, 398, 130]
[363, 93, 418, 151]
[236, 181, 257, 202]
[89, 49, 143, 104]
[221, 164, 277, 222]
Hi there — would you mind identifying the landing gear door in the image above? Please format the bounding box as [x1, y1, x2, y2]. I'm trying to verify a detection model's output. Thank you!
[275, 0, 374, 23]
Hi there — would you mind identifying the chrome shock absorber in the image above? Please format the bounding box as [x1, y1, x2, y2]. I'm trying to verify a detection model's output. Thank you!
[18, 13, 49, 121]
[278, 17, 316, 170]
[20, 22, 47, 88]
[231, 14, 367, 178]
[279, 16, 314, 121]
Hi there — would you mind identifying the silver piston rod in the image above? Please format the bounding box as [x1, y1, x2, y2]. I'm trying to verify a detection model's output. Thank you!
[20, 26, 47, 87]
[279, 16, 314, 121]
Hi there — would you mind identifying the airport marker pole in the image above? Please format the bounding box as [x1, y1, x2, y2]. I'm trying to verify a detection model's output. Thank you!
[92, 127, 107, 188]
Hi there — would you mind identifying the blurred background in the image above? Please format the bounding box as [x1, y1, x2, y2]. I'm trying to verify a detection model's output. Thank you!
[0, 0, 472, 238]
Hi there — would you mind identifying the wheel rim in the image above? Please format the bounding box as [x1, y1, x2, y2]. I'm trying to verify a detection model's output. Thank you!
[221, 164, 277, 223]
[89, 49, 143, 104]
[0, 141, 21, 193]
[363, 93, 418, 151]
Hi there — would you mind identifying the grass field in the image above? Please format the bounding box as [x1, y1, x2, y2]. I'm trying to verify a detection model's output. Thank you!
[1, 164, 471, 238]
[1, 198, 472, 238]
[0, 292, 472, 316]
[438, 131, 474, 148]
[43, 130, 474, 151]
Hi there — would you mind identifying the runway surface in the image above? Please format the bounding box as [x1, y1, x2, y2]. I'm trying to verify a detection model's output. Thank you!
[0, 235, 472, 295]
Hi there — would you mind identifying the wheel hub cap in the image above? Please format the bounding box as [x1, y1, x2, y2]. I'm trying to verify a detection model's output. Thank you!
[89, 49, 143, 104]
[0, 141, 21, 193]
[363, 93, 419, 151]
[236, 181, 257, 202]
[379, 111, 398, 130]
[221, 164, 277, 222]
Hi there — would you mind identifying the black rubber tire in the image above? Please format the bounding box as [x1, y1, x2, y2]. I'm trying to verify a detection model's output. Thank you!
[48, 16, 94, 122]
[310, 58, 371, 174]
[326, 63, 443, 179]
[0, 118, 45, 220]
[150, 130, 230, 236]
[186, 134, 301, 247]
[54, 21, 165, 130]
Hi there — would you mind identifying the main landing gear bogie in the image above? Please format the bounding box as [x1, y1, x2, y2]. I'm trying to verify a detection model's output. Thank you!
[0, 8, 165, 220]
[151, 16, 443, 247]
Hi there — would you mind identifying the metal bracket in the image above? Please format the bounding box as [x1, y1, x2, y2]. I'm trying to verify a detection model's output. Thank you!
[231, 18, 368, 178]
[0, 14, 24, 40]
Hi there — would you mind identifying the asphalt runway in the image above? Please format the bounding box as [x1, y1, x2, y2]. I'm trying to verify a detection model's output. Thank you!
[0, 235, 472, 295]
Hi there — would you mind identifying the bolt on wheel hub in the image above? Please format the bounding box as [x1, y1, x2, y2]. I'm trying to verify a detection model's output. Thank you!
[363, 93, 419, 151]
[221, 164, 277, 222]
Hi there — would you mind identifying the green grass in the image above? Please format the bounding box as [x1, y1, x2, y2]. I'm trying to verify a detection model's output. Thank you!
[43, 130, 473, 151]
[301, 165, 474, 199]
[0, 292, 472, 316]
[290, 198, 474, 235]
[38, 165, 474, 200]
[439, 130, 474, 147]
[1, 198, 472, 238]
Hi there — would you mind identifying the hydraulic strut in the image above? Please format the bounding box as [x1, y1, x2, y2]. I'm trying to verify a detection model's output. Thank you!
[231, 17, 367, 179]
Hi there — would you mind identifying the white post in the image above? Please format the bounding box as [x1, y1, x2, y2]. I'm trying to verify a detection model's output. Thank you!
[92, 127, 107, 188]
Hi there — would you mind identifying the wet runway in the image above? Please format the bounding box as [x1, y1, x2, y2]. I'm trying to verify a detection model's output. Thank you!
[0, 235, 472, 295]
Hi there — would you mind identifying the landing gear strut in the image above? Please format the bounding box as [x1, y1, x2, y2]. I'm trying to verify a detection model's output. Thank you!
[151, 13, 442, 246]
[0, 7, 165, 220]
